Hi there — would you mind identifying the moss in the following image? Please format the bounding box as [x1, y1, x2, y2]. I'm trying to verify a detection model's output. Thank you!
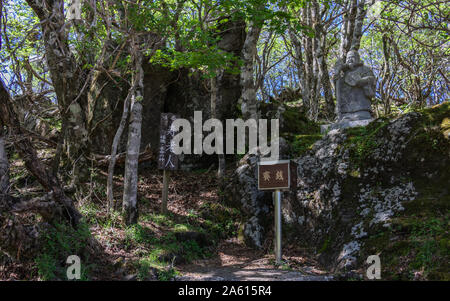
[282, 106, 320, 134]
[417, 102, 450, 127]
[344, 118, 390, 168]
[261, 102, 323, 156]
[318, 237, 331, 254]
[344, 102, 450, 172]
[346, 103, 450, 279]
[361, 179, 450, 280]
[441, 117, 450, 139]
[237, 223, 245, 243]
[290, 134, 323, 156]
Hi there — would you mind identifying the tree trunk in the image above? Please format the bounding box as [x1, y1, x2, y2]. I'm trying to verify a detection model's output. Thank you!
[350, 0, 367, 52]
[381, 34, 391, 115]
[312, 3, 335, 120]
[319, 35, 335, 120]
[339, 0, 358, 60]
[122, 100, 143, 225]
[0, 127, 9, 195]
[303, 3, 318, 120]
[211, 75, 226, 178]
[122, 45, 144, 225]
[289, 27, 310, 112]
[25, 0, 89, 183]
[107, 78, 138, 212]
[241, 22, 262, 121]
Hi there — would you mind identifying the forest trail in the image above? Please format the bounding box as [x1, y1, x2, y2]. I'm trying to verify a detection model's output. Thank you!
[177, 238, 332, 281]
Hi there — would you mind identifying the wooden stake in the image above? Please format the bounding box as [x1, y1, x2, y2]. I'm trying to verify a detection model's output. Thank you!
[162, 169, 169, 214]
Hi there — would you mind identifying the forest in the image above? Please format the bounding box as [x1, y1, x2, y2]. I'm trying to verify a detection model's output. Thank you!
[0, 0, 449, 282]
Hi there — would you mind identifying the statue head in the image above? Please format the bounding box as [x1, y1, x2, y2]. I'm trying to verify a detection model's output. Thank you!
[346, 50, 361, 68]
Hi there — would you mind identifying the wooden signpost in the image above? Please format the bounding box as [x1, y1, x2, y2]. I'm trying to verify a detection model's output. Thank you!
[258, 160, 297, 264]
[158, 113, 179, 215]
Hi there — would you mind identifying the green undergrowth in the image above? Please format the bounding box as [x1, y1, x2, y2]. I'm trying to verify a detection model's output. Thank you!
[32, 187, 242, 281]
[77, 194, 242, 280]
[35, 222, 94, 281]
[122, 222, 209, 281]
[282, 105, 321, 135]
[289, 134, 324, 156]
[126, 202, 241, 280]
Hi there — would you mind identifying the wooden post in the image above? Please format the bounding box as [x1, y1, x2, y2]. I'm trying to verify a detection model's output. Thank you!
[158, 113, 179, 215]
[274, 189, 282, 265]
[162, 169, 170, 214]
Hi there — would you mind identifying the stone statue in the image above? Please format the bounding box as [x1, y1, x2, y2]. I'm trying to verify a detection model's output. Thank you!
[332, 50, 376, 122]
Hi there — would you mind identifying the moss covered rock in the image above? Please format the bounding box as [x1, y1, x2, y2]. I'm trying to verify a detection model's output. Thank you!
[286, 102, 449, 279]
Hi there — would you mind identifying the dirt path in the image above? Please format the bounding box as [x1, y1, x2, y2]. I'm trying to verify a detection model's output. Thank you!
[176, 238, 333, 281]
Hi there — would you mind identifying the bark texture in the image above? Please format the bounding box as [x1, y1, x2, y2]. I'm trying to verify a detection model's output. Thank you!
[25, 0, 89, 181]
[340, 0, 367, 60]
[107, 78, 138, 212]
[312, 2, 335, 120]
[0, 128, 9, 195]
[122, 101, 142, 224]
[122, 42, 144, 225]
[241, 22, 262, 121]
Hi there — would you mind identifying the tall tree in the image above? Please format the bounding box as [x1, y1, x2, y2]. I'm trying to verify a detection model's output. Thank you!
[241, 21, 263, 121]
[122, 33, 144, 225]
[25, 0, 90, 183]
[312, 1, 335, 119]
[339, 0, 368, 60]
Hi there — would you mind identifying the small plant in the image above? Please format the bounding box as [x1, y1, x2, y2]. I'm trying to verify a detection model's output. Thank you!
[124, 224, 154, 245]
[318, 237, 331, 254]
[35, 222, 92, 280]
[181, 240, 203, 261]
[137, 256, 157, 281]
[35, 253, 57, 281]
[158, 267, 179, 281]
[136, 254, 179, 281]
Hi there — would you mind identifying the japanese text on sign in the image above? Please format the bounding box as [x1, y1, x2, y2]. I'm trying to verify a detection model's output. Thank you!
[158, 113, 179, 170]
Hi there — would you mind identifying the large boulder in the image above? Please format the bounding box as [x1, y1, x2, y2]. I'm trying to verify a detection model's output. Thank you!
[223, 102, 450, 279]
[285, 103, 450, 275]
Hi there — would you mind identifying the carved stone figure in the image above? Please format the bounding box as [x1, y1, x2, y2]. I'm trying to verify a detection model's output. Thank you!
[332, 50, 376, 122]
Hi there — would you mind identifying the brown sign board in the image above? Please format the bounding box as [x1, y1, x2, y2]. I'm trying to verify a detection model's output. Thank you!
[258, 160, 297, 190]
[158, 113, 179, 170]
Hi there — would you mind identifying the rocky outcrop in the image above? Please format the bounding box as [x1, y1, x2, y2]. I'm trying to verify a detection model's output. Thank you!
[224, 103, 449, 277]
[89, 19, 245, 168]
[286, 104, 449, 272]
[140, 19, 245, 163]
